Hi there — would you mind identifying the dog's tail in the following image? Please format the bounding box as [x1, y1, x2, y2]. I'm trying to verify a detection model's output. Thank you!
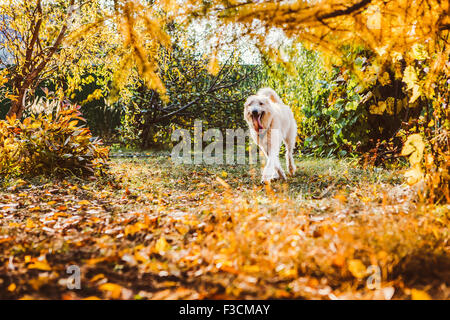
[257, 87, 284, 105]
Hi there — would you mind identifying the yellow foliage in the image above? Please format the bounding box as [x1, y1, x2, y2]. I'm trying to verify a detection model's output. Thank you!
[404, 165, 424, 186]
[27, 261, 52, 271]
[369, 101, 386, 115]
[401, 134, 426, 185]
[401, 134, 425, 166]
[0, 103, 109, 178]
[348, 259, 367, 279]
[98, 283, 122, 299]
[411, 289, 432, 300]
[154, 236, 170, 254]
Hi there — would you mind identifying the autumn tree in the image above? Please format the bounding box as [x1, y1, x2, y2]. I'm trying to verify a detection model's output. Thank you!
[120, 36, 262, 148]
[0, 0, 176, 119]
[0, 0, 106, 118]
[183, 0, 448, 200]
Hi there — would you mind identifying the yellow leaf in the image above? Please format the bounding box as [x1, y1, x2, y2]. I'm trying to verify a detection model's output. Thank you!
[221, 171, 228, 178]
[411, 43, 429, 61]
[348, 259, 367, 279]
[98, 283, 122, 299]
[25, 219, 35, 229]
[85, 257, 108, 265]
[28, 261, 52, 271]
[124, 222, 147, 236]
[334, 193, 347, 203]
[369, 101, 386, 115]
[68, 120, 79, 128]
[6, 113, 16, 124]
[404, 164, 424, 185]
[90, 274, 106, 282]
[401, 134, 425, 165]
[242, 265, 260, 273]
[403, 66, 417, 91]
[30, 121, 42, 129]
[410, 84, 421, 103]
[279, 268, 297, 278]
[78, 200, 90, 206]
[411, 289, 431, 300]
[83, 296, 102, 300]
[154, 236, 170, 254]
[216, 177, 230, 189]
[8, 283, 16, 292]
[379, 72, 391, 86]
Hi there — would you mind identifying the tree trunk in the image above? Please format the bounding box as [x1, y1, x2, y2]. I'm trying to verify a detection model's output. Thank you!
[6, 90, 25, 119]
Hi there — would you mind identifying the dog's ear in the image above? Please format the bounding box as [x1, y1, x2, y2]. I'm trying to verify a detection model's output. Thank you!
[257, 87, 283, 104]
[268, 95, 277, 103]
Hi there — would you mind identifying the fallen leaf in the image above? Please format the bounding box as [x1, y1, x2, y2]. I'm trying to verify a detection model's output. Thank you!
[27, 261, 52, 271]
[348, 259, 367, 279]
[154, 236, 170, 254]
[411, 289, 431, 300]
[99, 283, 122, 299]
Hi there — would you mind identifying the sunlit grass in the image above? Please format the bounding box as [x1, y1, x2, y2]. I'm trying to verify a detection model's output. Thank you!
[107, 153, 449, 299]
[0, 153, 447, 299]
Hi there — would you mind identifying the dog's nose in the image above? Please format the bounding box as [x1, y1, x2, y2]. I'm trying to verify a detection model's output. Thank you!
[251, 110, 259, 116]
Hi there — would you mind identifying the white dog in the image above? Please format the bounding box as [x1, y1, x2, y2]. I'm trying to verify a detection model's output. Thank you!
[244, 87, 297, 182]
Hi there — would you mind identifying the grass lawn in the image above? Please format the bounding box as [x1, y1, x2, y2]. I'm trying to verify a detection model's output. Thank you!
[0, 152, 448, 299]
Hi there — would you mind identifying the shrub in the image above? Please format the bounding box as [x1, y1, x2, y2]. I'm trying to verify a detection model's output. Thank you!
[118, 29, 264, 149]
[0, 103, 109, 178]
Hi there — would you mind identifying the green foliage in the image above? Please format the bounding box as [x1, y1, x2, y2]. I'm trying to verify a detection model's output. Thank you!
[262, 45, 365, 157]
[264, 44, 446, 163]
[119, 41, 264, 149]
[0, 103, 109, 178]
[261, 45, 329, 144]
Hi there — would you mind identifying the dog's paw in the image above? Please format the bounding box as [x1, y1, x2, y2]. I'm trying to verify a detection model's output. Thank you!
[261, 171, 279, 183]
[289, 164, 297, 176]
[277, 167, 287, 180]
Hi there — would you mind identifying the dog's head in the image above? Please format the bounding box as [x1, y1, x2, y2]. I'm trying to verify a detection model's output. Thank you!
[244, 95, 273, 132]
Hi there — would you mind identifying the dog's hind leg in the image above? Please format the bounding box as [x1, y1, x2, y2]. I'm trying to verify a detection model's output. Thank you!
[284, 128, 297, 176]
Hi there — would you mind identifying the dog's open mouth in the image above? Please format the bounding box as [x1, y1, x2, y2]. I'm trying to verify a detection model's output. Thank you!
[252, 112, 264, 132]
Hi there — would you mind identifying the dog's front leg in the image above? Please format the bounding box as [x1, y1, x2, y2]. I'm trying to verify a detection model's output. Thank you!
[261, 129, 286, 183]
[262, 156, 278, 182]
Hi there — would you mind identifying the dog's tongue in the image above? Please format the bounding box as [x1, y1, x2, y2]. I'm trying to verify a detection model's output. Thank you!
[257, 114, 263, 129]
[252, 114, 263, 132]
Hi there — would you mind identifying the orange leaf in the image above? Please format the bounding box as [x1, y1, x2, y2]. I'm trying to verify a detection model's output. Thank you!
[99, 283, 122, 299]
[90, 274, 106, 282]
[154, 236, 170, 254]
[27, 261, 51, 271]
[411, 289, 431, 300]
[83, 296, 102, 300]
[348, 259, 367, 279]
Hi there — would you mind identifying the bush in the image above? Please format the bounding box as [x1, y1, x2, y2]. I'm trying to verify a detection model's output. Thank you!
[117, 30, 264, 149]
[0, 103, 109, 178]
